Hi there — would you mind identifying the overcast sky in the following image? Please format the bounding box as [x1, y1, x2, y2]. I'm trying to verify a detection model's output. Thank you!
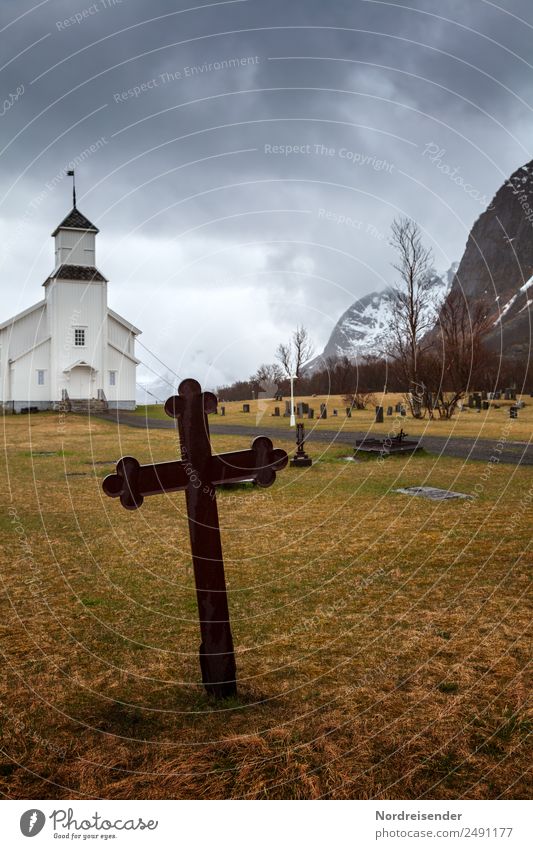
[1, 0, 532, 390]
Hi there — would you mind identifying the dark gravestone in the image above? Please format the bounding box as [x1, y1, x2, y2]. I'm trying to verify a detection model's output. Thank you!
[387, 406, 393, 416]
[510, 406, 518, 419]
[346, 407, 352, 418]
[320, 403, 327, 419]
[375, 406, 384, 423]
[103, 379, 288, 699]
[301, 402, 309, 414]
[482, 400, 489, 410]
[468, 395, 474, 408]
[290, 422, 312, 467]
[494, 391, 501, 400]
[243, 403, 250, 413]
[333, 409, 338, 416]
[284, 401, 291, 417]
[401, 407, 406, 417]
[395, 403, 402, 413]
[220, 406, 225, 416]
[308, 408, 314, 419]
[297, 402, 304, 417]
[272, 406, 280, 417]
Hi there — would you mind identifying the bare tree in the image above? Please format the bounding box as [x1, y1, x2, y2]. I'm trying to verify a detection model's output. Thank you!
[386, 217, 440, 417]
[431, 290, 492, 418]
[276, 326, 314, 377]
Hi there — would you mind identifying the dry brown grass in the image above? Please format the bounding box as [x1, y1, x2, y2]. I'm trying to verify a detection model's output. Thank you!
[0, 412, 531, 799]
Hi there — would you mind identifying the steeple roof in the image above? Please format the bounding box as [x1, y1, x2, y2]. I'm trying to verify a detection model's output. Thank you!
[51, 206, 99, 237]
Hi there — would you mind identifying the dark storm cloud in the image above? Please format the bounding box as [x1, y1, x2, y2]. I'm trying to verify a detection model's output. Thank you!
[1, 0, 532, 384]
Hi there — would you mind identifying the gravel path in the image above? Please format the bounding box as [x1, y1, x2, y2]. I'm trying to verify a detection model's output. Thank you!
[96, 411, 533, 466]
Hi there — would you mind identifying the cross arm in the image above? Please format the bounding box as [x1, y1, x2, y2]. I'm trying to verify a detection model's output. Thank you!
[102, 456, 189, 510]
[209, 436, 288, 488]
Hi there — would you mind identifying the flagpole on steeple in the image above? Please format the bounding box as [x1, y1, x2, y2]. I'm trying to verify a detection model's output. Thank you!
[67, 169, 76, 208]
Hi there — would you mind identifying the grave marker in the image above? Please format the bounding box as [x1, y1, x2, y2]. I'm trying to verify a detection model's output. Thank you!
[103, 379, 288, 699]
[290, 422, 312, 467]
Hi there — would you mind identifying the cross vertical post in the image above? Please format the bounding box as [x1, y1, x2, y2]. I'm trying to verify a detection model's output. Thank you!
[166, 379, 237, 699]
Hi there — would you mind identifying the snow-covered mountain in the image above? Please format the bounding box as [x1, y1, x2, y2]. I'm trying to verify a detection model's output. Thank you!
[308, 264, 457, 368]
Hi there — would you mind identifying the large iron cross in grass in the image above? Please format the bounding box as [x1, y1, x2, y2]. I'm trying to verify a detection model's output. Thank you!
[102, 379, 288, 699]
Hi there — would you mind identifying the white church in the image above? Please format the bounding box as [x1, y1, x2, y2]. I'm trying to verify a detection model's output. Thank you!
[0, 195, 141, 413]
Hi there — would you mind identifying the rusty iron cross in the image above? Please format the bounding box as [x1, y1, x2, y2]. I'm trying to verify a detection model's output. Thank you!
[102, 379, 288, 699]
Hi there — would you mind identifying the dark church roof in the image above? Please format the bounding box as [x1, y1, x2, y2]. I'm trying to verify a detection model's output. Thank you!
[51, 207, 99, 236]
[43, 264, 108, 284]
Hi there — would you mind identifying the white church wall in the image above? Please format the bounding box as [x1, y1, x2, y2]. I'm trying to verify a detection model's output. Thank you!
[106, 344, 136, 409]
[107, 315, 131, 351]
[46, 279, 107, 401]
[9, 339, 51, 411]
[1, 304, 48, 361]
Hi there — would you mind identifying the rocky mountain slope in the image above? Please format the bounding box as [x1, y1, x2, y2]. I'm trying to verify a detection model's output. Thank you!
[448, 160, 533, 357]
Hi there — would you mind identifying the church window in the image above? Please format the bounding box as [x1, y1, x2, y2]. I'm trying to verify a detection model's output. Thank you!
[74, 327, 86, 346]
[109, 370, 116, 386]
[37, 370, 45, 385]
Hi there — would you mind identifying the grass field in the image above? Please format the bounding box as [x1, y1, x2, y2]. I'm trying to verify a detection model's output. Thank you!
[134, 393, 533, 442]
[0, 412, 531, 799]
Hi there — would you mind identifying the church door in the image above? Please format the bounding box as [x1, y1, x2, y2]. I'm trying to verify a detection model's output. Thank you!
[69, 365, 93, 399]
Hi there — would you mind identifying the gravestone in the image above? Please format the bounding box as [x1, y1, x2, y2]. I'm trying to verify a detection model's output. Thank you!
[220, 406, 225, 416]
[301, 402, 309, 414]
[297, 402, 304, 417]
[308, 408, 314, 419]
[395, 403, 402, 413]
[284, 401, 291, 417]
[494, 391, 501, 400]
[510, 405, 518, 419]
[272, 406, 280, 417]
[375, 406, 384, 423]
[103, 379, 288, 699]
[387, 406, 393, 416]
[243, 403, 250, 413]
[320, 403, 327, 419]
[346, 407, 352, 418]
[333, 409, 338, 416]
[482, 400, 489, 410]
[400, 407, 406, 417]
[290, 422, 312, 467]
[468, 395, 474, 408]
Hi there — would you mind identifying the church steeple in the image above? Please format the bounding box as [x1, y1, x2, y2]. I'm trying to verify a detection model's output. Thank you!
[51, 206, 99, 269]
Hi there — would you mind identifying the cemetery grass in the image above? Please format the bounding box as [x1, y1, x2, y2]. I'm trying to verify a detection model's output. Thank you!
[133, 394, 533, 443]
[0, 413, 531, 800]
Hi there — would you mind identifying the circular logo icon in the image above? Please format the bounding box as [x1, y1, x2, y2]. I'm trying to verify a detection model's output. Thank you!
[20, 810, 46, 837]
